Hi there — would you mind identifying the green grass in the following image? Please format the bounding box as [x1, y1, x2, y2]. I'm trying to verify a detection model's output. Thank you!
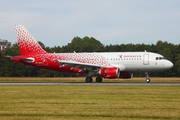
[0, 77, 180, 82]
[0, 86, 179, 120]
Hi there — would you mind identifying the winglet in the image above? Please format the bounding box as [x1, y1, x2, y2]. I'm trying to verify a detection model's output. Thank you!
[15, 25, 48, 55]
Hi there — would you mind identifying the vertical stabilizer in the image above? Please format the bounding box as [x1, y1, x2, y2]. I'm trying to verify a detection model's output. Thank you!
[15, 25, 48, 55]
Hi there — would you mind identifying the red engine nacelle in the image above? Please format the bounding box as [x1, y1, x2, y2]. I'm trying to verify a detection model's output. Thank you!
[119, 71, 133, 79]
[99, 68, 132, 79]
[99, 67, 120, 78]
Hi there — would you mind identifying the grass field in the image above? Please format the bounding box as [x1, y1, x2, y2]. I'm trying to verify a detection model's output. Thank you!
[0, 84, 179, 119]
[0, 77, 180, 82]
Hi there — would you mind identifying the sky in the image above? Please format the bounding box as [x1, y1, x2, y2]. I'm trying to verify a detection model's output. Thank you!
[0, 0, 180, 47]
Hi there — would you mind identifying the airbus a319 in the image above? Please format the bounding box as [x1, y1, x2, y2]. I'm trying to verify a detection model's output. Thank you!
[8, 25, 173, 83]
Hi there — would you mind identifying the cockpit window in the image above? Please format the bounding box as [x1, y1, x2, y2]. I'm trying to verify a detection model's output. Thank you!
[162, 57, 166, 60]
[155, 57, 166, 60]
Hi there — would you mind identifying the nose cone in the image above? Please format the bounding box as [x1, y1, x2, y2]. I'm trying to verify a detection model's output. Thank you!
[166, 61, 173, 69]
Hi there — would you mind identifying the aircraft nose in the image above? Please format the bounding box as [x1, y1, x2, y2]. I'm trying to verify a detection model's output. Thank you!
[166, 61, 173, 69]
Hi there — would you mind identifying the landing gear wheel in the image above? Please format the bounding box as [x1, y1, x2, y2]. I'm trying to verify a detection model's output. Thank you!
[96, 76, 102, 82]
[146, 78, 150, 83]
[145, 72, 150, 83]
[85, 77, 93, 83]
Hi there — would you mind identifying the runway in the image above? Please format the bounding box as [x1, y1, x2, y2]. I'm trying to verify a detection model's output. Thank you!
[0, 82, 180, 86]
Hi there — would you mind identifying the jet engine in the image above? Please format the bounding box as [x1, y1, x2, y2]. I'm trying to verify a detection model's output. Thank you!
[99, 68, 132, 79]
[99, 67, 120, 78]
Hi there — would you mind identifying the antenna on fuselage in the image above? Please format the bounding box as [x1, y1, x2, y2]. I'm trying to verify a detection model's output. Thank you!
[144, 50, 147, 52]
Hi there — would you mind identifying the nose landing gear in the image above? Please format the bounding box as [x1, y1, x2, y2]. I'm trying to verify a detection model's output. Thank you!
[146, 78, 151, 83]
[145, 72, 150, 83]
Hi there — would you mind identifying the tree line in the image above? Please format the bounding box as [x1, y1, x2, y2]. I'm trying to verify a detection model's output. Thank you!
[0, 36, 179, 77]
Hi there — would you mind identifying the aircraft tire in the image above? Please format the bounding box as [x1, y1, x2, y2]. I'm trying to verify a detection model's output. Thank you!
[146, 78, 150, 83]
[96, 76, 103, 82]
[86, 77, 93, 83]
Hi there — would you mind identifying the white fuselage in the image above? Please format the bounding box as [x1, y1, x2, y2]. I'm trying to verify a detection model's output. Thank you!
[35, 51, 173, 73]
[98, 52, 173, 72]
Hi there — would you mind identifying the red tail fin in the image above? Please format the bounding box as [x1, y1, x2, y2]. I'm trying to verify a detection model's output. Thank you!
[15, 25, 48, 55]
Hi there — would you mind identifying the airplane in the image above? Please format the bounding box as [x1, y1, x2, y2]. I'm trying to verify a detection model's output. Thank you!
[8, 25, 173, 83]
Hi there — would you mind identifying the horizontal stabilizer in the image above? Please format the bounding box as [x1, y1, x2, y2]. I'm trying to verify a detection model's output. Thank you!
[10, 56, 34, 63]
[5, 55, 13, 58]
[20, 58, 34, 63]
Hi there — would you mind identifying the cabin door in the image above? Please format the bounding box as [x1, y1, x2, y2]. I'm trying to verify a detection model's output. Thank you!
[143, 54, 149, 65]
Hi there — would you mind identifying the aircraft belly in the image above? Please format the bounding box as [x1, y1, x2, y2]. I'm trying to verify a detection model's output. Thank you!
[125, 63, 157, 72]
[125, 64, 135, 71]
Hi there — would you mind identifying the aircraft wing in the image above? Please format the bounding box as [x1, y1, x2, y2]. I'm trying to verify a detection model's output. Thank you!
[56, 60, 108, 71]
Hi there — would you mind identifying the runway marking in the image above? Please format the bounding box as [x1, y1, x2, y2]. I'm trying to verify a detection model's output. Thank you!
[0, 82, 180, 86]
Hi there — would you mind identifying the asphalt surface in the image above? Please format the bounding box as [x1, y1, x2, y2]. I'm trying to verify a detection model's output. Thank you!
[0, 82, 180, 86]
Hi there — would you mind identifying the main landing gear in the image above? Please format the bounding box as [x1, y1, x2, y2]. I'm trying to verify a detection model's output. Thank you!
[145, 72, 151, 83]
[85, 76, 103, 83]
[85, 77, 93, 83]
[96, 76, 103, 82]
